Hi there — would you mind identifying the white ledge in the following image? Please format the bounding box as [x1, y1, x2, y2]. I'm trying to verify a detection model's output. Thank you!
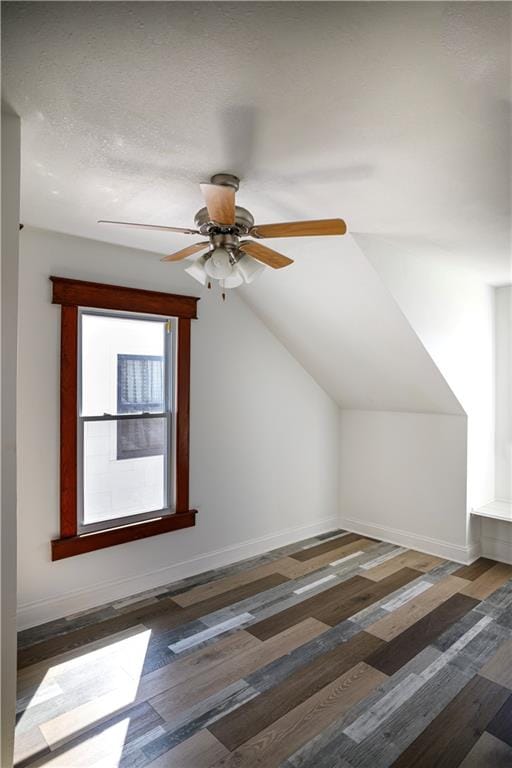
[472, 500, 512, 522]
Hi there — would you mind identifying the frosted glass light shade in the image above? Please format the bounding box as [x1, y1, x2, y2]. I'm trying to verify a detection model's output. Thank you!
[237, 254, 266, 284]
[184, 250, 265, 289]
[205, 248, 233, 279]
[184, 256, 208, 285]
[220, 266, 244, 289]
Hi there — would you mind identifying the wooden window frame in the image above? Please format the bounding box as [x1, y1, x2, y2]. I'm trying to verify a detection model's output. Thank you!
[50, 276, 199, 561]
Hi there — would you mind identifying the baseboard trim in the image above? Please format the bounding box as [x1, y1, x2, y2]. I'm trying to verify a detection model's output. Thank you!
[17, 515, 338, 630]
[339, 516, 477, 565]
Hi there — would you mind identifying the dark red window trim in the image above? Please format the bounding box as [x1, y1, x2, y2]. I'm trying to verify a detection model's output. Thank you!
[50, 276, 199, 561]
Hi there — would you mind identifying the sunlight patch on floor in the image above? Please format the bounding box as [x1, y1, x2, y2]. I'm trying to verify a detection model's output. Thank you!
[15, 628, 151, 766]
[38, 718, 131, 767]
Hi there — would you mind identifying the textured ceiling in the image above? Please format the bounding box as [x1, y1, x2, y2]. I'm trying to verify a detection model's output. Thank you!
[2, 2, 511, 283]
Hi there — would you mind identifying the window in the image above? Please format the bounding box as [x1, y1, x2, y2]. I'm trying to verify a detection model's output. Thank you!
[50, 277, 199, 560]
[80, 312, 172, 529]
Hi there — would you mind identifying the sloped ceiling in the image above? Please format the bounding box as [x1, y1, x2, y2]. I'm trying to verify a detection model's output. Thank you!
[2, 1, 511, 283]
[239, 234, 463, 414]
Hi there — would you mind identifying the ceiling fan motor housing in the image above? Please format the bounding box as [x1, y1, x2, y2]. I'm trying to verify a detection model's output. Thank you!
[194, 174, 255, 263]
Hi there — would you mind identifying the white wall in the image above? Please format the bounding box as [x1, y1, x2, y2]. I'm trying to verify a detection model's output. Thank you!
[494, 285, 512, 502]
[1, 109, 20, 768]
[355, 234, 495, 513]
[241, 234, 472, 561]
[17, 226, 339, 628]
[339, 410, 471, 561]
[333, 234, 496, 562]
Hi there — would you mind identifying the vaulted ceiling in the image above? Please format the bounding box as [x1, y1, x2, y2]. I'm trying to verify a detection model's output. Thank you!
[239, 233, 464, 414]
[3, 2, 511, 283]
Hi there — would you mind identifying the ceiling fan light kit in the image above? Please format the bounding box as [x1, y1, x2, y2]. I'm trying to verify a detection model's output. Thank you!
[99, 173, 347, 295]
[204, 246, 233, 279]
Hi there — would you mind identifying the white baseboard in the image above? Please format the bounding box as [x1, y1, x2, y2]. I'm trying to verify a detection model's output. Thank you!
[17, 516, 338, 630]
[480, 535, 512, 565]
[339, 516, 478, 565]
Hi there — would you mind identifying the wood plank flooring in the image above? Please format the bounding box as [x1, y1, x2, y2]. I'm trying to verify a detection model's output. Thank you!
[15, 531, 512, 767]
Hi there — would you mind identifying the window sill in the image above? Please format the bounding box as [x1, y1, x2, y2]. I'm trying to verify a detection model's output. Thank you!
[51, 510, 197, 560]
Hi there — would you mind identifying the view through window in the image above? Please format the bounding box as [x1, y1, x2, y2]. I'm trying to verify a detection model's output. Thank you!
[80, 312, 173, 529]
[116, 354, 165, 460]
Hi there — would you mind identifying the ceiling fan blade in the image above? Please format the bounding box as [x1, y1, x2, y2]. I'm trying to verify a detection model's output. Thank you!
[239, 240, 293, 269]
[250, 218, 347, 239]
[98, 220, 199, 235]
[160, 242, 210, 262]
[200, 183, 236, 225]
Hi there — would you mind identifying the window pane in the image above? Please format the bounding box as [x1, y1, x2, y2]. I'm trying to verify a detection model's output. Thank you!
[117, 416, 165, 460]
[81, 314, 166, 417]
[82, 418, 168, 525]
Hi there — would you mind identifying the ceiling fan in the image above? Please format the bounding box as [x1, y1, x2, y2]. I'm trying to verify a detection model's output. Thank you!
[99, 173, 347, 294]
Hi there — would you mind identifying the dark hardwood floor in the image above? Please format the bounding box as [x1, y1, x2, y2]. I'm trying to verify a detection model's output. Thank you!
[14, 531, 512, 767]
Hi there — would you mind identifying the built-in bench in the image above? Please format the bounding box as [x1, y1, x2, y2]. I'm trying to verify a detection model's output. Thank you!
[472, 500, 512, 523]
